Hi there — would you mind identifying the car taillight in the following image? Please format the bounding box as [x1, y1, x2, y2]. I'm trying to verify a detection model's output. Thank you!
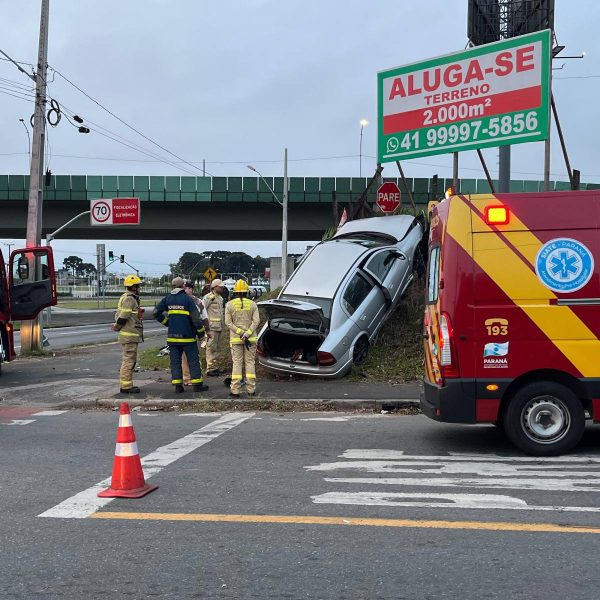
[439, 312, 459, 378]
[317, 351, 336, 366]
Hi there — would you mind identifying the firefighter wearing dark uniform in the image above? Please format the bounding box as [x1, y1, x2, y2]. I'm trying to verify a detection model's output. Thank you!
[153, 277, 209, 394]
[225, 279, 260, 397]
[113, 275, 144, 394]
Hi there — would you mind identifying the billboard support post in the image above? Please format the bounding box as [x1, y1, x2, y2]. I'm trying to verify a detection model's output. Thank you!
[477, 149, 496, 193]
[551, 94, 573, 188]
[395, 161, 416, 214]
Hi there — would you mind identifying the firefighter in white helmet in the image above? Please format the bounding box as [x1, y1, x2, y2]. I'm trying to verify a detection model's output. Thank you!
[225, 279, 259, 397]
[112, 274, 144, 394]
[203, 278, 225, 376]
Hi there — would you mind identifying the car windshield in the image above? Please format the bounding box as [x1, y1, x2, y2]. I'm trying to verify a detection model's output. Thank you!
[279, 295, 333, 319]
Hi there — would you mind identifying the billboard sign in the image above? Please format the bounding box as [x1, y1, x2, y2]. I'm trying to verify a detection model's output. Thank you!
[377, 29, 551, 163]
[90, 198, 141, 226]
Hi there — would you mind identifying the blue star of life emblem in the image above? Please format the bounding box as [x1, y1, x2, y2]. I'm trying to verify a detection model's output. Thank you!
[536, 238, 594, 293]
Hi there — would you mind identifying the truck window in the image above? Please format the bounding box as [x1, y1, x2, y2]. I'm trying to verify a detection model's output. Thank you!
[427, 246, 440, 303]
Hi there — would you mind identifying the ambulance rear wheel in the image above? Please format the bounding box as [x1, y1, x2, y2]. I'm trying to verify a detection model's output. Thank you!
[504, 382, 585, 456]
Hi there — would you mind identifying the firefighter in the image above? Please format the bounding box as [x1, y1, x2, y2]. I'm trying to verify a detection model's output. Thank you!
[203, 278, 225, 376]
[182, 280, 211, 385]
[225, 279, 259, 397]
[153, 277, 209, 394]
[113, 274, 144, 394]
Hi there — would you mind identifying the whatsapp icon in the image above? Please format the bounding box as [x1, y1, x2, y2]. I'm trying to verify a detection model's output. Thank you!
[386, 137, 399, 153]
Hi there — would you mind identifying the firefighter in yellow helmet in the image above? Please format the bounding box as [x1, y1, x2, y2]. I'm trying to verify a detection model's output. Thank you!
[225, 279, 260, 397]
[113, 274, 144, 394]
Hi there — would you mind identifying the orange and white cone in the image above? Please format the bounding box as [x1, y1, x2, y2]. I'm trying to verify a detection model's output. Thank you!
[98, 402, 158, 498]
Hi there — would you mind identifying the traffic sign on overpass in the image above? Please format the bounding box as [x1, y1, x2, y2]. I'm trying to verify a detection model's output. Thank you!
[91, 198, 140, 226]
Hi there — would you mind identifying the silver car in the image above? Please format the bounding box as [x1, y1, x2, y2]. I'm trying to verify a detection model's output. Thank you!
[257, 214, 424, 378]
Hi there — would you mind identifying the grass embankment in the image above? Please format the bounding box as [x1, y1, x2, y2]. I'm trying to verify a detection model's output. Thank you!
[348, 282, 424, 383]
[139, 285, 424, 384]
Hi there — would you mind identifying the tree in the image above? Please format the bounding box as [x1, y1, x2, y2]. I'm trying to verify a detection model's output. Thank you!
[80, 263, 97, 276]
[63, 255, 84, 277]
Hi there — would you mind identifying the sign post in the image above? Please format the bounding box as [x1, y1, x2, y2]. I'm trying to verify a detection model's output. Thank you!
[376, 182, 402, 214]
[377, 29, 551, 163]
[90, 198, 141, 226]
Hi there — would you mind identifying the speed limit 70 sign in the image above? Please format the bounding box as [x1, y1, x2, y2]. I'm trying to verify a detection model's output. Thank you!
[90, 198, 141, 226]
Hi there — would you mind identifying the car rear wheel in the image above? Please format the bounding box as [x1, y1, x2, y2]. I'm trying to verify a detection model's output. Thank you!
[503, 382, 585, 456]
[352, 336, 369, 364]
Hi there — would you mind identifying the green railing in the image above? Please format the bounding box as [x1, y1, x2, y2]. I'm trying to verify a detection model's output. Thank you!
[1, 175, 597, 204]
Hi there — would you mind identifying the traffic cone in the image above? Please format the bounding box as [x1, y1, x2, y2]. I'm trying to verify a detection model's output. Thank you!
[98, 402, 158, 498]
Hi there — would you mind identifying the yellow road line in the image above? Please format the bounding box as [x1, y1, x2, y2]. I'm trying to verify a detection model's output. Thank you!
[90, 511, 600, 534]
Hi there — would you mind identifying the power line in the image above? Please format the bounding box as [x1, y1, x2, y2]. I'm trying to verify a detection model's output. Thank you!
[50, 66, 215, 176]
[55, 99, 202, 176]
[553, 75, 600, 80]
[0, 90, 34, 103]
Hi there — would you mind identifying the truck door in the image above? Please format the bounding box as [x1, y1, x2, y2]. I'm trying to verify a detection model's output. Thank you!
[9, 247, 57, 320]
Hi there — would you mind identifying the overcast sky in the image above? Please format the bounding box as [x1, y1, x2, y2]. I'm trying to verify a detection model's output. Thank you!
[1, 0, 598, 275]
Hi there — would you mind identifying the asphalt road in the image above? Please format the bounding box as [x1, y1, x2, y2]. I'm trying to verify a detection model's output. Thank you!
[14, 320, 165, 351]
[2, 410, 600, 599]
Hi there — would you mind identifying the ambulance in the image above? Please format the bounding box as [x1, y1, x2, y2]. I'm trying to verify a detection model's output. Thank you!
[421, 191, 600, 455]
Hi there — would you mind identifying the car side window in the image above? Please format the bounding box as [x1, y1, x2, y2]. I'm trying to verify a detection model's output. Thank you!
[427, 246, 440, 303]
[342, 273, 372, 316]
[364, 251, 396, 283]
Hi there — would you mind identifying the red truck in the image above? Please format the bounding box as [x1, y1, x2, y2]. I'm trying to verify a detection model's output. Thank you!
[0, 246, 57, 374]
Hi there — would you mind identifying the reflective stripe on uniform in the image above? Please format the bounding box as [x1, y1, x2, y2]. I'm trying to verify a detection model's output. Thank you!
[119, 414, 133, 427]
[161, 317, 169, 325]
[115, 442, 139, 457]
[191, 378, 204, 384]
[167, 337, 197, 343]
[168, 309, 190, 315]
[172, 379, 183, 384]
[246, 373, 256, 379]
[231, 374, 243, 380]
[119, 308, 135, 313]
[119, 331, 140, 337]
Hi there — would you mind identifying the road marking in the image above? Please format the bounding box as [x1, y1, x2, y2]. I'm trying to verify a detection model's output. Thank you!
[89, 511, 600, 535]
[308, 449, 600, 514]
[325, 477, 600, 493]
[32, 410, 68, 417]
[38, 412, 253, 519]
[312, 491, 600, 514]
[340, 450, 600, 463]
[179, 413, 223, 417]
[1, 419, 36, 426]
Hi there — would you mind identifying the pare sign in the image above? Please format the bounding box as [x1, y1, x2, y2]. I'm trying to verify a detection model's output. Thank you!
[90, 198, 141, 226]
[377, 29, 551, 162]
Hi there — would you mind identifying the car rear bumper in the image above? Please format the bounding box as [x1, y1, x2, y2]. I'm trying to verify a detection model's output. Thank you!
[420, 378, 478, 423]
[258, 355, 353, 378]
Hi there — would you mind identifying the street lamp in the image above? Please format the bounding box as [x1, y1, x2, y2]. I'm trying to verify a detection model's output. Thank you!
[247, 148, 289, 287]
[359, 119, 369, 177]
[19, 118, 31, 168]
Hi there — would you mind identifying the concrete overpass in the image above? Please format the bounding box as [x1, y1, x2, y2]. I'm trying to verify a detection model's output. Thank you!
[0, 174, 589, 240]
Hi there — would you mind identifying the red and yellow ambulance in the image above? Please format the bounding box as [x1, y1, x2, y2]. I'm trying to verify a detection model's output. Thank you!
[421, 191, 600, 455]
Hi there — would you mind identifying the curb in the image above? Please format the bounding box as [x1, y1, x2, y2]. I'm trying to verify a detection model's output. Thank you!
[57, 397, 421, 412]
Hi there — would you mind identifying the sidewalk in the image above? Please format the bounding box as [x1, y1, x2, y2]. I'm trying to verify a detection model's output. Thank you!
[0, 343, 421, 412]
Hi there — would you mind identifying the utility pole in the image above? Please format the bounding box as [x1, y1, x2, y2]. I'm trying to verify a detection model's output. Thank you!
[20, 0, 50, 353]
[281, 148, 289, 287]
